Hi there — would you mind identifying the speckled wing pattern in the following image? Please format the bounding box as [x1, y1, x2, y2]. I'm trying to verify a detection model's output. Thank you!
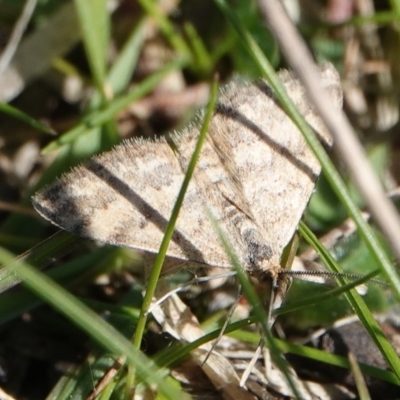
[32, 64, 342, 275]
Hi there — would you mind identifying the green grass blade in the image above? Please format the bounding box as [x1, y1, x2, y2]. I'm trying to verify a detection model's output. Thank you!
[214, 0, 400, 300]
[349, 352, 372, 400]
[0, 246, 121, 324]
[138, 0, 191, 61]
[276, 269, 379, 316]
[277, 337, 400, 386]
[0, 231, 79, 293]
[73, 0, 109, 98]
[0, 246, 182, 399]
[107, 18, 147, 96]
[126, 78, 219, 394]
[299, 222, 400, 377]
[0, 102, 56, 134]
[42, 59, 186, 154]
[155, 314, 400, 387]
[183, 22, 212, 76]
[214, 0, 400, 379]
[208, 216, 302, 399]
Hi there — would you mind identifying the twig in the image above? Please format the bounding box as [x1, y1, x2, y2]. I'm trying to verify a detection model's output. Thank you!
[0, 0, 37, 76]
[256, 0, 400, 277]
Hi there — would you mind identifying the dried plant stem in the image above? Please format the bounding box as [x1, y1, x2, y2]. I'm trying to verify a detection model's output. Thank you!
[256, 0, 400, 291]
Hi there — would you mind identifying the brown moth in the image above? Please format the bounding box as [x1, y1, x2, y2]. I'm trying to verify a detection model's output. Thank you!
[32, 64, 342, 280]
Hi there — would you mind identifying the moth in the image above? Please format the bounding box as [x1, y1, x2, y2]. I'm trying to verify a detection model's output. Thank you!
[32, 64, 342, 281]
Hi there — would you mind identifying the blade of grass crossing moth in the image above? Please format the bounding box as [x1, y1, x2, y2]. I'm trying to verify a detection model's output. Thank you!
[214, 0, 400, 380]
[214, 0, 400, 304]
[125, 78, 220, 397]
[0, 246, 182, 399]
[208, 213, 303, 399]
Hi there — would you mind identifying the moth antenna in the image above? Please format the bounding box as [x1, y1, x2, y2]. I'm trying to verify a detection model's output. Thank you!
[278, 269, 389, 288]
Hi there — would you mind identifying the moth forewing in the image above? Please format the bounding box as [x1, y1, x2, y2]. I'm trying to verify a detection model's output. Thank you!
[32, 64, 342, 282]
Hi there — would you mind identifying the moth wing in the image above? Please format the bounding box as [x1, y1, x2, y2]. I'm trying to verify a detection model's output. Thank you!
[215, 64, 342, 256]
[32, 134, 242, 269]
